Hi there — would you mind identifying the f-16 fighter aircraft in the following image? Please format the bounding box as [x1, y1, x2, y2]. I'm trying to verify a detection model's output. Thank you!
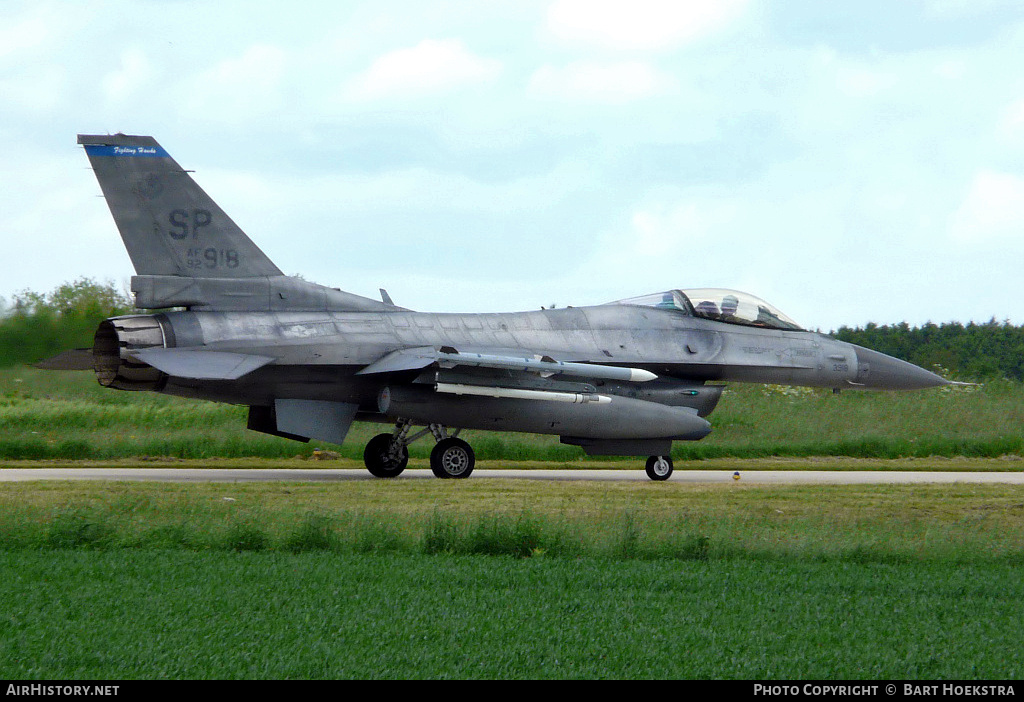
[75, 134, 950, 480]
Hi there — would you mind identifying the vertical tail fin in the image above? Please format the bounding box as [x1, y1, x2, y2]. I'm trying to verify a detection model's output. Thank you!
[78, 134, 282, 279]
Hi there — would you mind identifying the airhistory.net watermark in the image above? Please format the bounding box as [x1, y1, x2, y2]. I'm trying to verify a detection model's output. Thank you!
[5, 685, 119, 697]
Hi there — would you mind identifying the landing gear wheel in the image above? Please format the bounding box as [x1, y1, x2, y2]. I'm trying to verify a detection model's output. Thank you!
[645, 455, 674, 481]
[430, 438, 475, 479]
[364, 433, 409, 478]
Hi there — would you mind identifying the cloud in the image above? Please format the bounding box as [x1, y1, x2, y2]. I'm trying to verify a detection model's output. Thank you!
[573, 197, 741, 294]
[0, 64, 64, 113]
[544, 0, 750, 51]
[925, 0, 1022, 18]
[182, 44, 288, 121]
[833, 64, 899, 98]
[949, 170, 1024, 243]
[102, 48, 152, 103]
[0, 4, 67, 63]
[998, 97, 1024, 147]
[347, 39, 501, 101]
[5, 0, 1024, 329]
[0, 3, 76, 113]
[526, 61, 676, 102]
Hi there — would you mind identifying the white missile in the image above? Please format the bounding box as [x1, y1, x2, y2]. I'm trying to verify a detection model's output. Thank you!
[435, 351, 657, 383]
[435, 382, 611, 404]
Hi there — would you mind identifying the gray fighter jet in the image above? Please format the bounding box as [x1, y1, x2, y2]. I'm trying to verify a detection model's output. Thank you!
[75, 133, 949, 480]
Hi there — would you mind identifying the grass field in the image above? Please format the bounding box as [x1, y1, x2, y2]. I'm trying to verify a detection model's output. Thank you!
[3, 479, 1024, 560]
[2, 366, 1022, 461]
[1, 479, 1024, 679]
[3, 366, 1024, 679]
[3, 550, 1022, 679]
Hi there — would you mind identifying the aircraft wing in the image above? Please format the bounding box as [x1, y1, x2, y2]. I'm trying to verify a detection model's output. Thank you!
[129, 348, 275, 380]
[357, 346, 657, 383]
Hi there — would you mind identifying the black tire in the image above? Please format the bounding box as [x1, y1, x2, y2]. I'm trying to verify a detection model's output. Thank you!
[364, 433, 408, 478]
[430, 438, 475, 479]
[645, 455, 673, 481]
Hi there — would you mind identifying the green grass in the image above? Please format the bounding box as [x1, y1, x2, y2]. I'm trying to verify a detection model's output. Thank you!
[4, 366, 1024, 679]
[2, 477, 1024, 678]
[2, 480, 1024, 562]
[1, 551, 1022, 679]
[1, 367, 1022, 461]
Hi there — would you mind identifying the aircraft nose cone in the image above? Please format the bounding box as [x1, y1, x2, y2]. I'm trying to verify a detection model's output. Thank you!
[854, 347, 950, 390]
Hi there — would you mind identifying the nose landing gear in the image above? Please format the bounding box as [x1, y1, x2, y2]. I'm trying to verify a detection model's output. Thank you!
[645, 455, 674, 481]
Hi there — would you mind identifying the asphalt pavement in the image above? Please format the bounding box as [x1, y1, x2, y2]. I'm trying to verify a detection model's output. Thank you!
[2, 467, 1024, 484]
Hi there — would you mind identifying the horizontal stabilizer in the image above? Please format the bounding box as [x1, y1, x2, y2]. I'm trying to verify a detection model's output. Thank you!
[129, 348, 275, 380]
[33, 348, 93, 371]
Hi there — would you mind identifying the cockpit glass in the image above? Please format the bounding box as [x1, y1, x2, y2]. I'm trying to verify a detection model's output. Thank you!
[609, 288, 804, 331]
[682, 289, 803, 330]
[610, 290, 691, 313]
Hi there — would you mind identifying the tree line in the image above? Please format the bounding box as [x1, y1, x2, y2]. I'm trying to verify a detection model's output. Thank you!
[833, 320, 1024, 382]
[0, 278, 132, 368]
[0, 279, 1021, 382]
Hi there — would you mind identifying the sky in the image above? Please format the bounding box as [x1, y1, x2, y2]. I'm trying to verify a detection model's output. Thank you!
[2, 0, 1024, 332]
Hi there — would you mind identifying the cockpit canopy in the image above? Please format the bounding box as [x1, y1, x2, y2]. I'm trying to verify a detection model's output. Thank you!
[610, 288, 804, 331]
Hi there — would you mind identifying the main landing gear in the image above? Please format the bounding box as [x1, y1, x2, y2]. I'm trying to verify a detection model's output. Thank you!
[363, 420, 673, 482]
[363, 420, 475, 479]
